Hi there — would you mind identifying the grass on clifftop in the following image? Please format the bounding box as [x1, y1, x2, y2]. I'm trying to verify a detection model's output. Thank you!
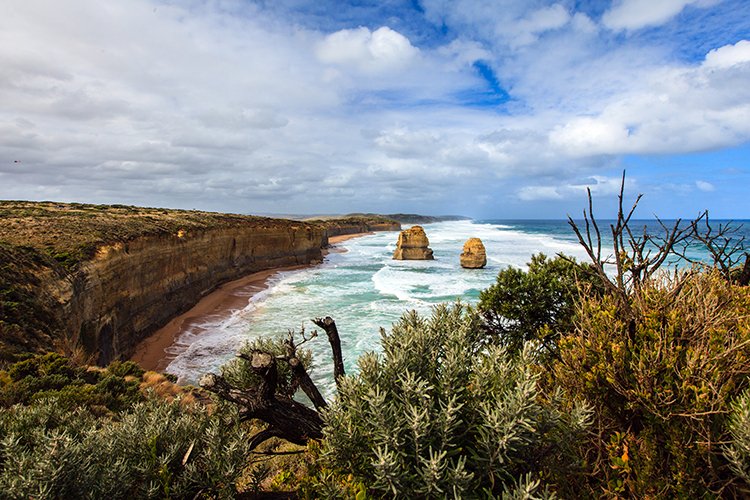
[303, 214, 400, 225]
[0, 200, 322, 362]
[0, 201, 313, 270]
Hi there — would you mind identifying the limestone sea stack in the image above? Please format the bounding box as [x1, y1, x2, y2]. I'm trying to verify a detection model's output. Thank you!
[460, 237, 487, 269]
[393, 225, 434, 260]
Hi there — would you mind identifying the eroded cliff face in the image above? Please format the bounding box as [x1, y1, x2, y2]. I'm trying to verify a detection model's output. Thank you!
[80, 225, 326, 364]
[3, 223, 324, 365]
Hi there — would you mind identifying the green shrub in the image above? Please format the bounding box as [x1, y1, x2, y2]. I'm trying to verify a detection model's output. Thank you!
[106, 359, 145, 378]
[725, 389, 750, 491]
[0, 397, 250, 499]
[221, 336, 313, 399]
[478, 254, 602, 362]
[553, 271, 750, 497]
[315, 303, 591, 498]
[0, 353, 143, 411]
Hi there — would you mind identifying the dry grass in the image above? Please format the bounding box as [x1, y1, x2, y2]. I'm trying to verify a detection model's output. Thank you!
[0, 201, 314, 268]
[139, 371, 208, 407]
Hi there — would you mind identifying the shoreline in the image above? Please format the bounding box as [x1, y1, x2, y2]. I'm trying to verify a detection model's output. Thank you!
[130, 232, 374, 372]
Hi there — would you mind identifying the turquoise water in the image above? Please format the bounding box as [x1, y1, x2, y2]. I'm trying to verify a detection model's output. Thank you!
[165, 219, 748, 395]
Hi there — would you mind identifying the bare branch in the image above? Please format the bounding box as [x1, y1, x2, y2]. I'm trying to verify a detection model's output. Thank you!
[313, 316, 346, 389]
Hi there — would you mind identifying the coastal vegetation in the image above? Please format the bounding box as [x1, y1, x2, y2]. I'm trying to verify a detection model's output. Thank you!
[0, 188, 749, 497]
[0, 352, 253, 498]
[0, 201, 276, 271]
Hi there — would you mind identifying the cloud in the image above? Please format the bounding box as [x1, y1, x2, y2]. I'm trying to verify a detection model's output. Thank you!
[696, 180, 716, 191]
[517, 186, 564, 201]
[602, 0, 713, 31]
[547, 39, 750, 157]
[549, 118, 630, 156]
[704, 40, 750, 68]
[316, 26, 419, 73]
[517, 176, 634, 201]
[0, 1, 748, 217]
[509, 4, 571, 47]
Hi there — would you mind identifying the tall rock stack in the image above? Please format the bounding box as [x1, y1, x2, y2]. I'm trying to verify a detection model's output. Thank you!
[392, 226, 434, 260]
[460, 237, 487, 269]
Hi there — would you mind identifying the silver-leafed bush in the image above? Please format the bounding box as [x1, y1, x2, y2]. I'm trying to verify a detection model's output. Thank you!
[0, 397, 249, 499]
[316, 303, 591, 498]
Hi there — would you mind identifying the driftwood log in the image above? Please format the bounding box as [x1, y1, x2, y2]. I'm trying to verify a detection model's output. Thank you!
[199, 317, 345, 450]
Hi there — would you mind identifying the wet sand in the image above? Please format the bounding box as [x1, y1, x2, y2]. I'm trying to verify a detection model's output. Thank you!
[130, 232, 372, 371]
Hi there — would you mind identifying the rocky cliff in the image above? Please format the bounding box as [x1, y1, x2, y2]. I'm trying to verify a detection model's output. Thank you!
[393, 226, 434, 260]
[0, 202, 326, 364]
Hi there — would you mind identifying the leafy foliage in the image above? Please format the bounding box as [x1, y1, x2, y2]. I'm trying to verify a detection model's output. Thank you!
[478, 254, 603, 361]
[0, 353, 144, 411]
[725, 389, 750, 490]
[552, 271, 750, 496]
[315, 303, 591, 498]
[221, 336, 313, 399]
[0, 397, 250, 499]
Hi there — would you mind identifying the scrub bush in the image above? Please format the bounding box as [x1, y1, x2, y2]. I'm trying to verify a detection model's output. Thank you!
[552, 265, 750, 496]
[725, 389, 750, 491]
[0, 352, 143, 411]
[315, 303, 591, 498]
[478, 253, 602, 362]
[0, 397, 250, 499]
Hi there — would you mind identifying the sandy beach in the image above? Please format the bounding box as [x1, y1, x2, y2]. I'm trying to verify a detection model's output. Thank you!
[130, 232, 372, 372]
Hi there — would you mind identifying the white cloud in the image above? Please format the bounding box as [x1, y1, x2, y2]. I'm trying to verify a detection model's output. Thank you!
[518, 176, 635, 201]
[518, 186, 564, 201]
[509, 4, 571, 47]
[571, 12, 598, 34]
[316, 26, 419, 73]
[602, 0, 713, 31]
[547, 39, 750, 157]
[549, 117, 630, 156]
[696, 180, 716, 191]
[0, 1, 747, 217]
[704, 40, 750, 68]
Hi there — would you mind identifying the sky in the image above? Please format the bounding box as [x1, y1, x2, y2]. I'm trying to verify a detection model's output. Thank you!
[1, 0, 749, 219]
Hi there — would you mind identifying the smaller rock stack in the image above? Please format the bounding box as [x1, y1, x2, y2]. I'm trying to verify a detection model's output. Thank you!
[393, 225, 434, 260]
[460, 237, 487, 269]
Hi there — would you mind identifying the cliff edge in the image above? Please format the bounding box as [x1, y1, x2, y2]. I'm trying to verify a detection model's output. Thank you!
[0, 201, 328, 365]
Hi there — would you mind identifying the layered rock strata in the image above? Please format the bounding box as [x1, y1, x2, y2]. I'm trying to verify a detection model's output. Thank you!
[71, 225, 325, 365]
[307, 216, 401, 240]
[393, 226, 434, 260]
[460, 238, 487, 269]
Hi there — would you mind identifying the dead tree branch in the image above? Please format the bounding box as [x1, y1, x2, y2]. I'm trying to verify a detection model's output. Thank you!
[312, 316, 346, 389]
[567, 171, 694, 308]
[672, 212, 747, 284]
[200, 317, 346, 451]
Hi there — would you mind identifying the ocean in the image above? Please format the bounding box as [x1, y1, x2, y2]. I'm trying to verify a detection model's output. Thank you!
[164, 219, 749, 396]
